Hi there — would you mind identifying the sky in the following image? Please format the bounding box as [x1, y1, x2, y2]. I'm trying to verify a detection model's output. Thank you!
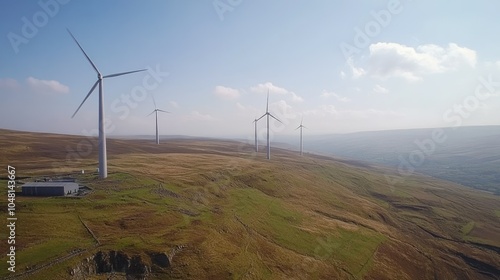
[1, 0, 500, 139]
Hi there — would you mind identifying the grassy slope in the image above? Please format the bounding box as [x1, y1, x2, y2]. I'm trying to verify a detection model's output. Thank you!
[0, 129, 499, 279]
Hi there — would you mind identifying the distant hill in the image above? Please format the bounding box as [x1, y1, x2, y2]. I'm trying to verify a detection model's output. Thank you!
[301, 126, 500, 193]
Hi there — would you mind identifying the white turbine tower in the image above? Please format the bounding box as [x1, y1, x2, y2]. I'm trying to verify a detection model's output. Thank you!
[253, 117, 259, 152]
[257, 90, 282, 160]
[147, 95, 169, 145]
[295, 117, 306, 156]
[68, 29, 146, 179]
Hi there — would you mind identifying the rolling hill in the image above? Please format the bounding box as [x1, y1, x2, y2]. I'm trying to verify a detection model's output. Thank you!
[0, 129, 499, 279]
[299, 125, 500, 194]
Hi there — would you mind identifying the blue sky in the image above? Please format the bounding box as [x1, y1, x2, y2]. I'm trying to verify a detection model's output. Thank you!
[1, 0, 500, 138]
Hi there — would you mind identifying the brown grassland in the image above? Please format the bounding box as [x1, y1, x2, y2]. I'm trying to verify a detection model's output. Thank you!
[0, 129, 499, 279]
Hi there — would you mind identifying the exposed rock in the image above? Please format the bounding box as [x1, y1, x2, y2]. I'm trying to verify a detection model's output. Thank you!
[150, 252, 170, 268]
[128, 255, 149, 275]
[110, 250, 130, 272]
[71, 248, 188, 278]
[94, 251, 112, 273]
[93, 251, 148, 275]
[71, 250, 150, 279]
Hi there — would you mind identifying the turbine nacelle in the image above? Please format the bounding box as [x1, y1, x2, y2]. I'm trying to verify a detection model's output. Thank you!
[295, 117, 306, 130]
[147, 108, 169, 116]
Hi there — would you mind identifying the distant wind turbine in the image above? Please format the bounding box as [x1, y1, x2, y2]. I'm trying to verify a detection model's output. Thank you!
[68, 29, 146, 179]
[295, 117, 306, 156]
[147, 95, 169, 144]
[257, 90, 282, 160]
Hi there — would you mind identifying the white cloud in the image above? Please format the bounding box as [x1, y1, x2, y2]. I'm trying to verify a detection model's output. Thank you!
[250, 82, 303, 103]
[214, 85, 240, 99]
[190, 111, 215, 121]
[268, 99, 297, 123]
[320, 91, 333, 98]
[236, 102, 245, 111]
[373, 84, 389, 94]
[320, 104, 337, 115]
[303, 104, 337, 117]
[340, 109, 403, 119]
[303, 105, 402, 120]
[289, 92, 304, 102]
[26, 77, 69, 94]
[235, 102, 261, 118]
[367, 42, 477, 81]
[0, 78, 20, 91]
[347, 57, 366, 79]
[484, 61, 500, 68]
[169, 101, 179, 108]
[340, 71, 346, 80]
[320, 90, 350, 102]
[250, 82, 288, 95]
[271, 99, 293, 113]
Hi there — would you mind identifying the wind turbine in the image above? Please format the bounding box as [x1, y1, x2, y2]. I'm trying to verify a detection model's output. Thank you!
[147, 95, 169, 145]
[68, 29, 146, 179]
[256, 90, 282, 160]
[253, 117, 259, 152]
[295, 117, 306, 156]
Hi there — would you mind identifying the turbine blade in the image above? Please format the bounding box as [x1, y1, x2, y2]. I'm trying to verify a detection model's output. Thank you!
[147, 110, 156, 117]
[104, 69, 146, 78]
[257, 113, 266, 121]
[67, 29, 100, 75]
[72, 80, 99, 118]
[295, 126, 300, 130]
[301, 116, 303, 126]
[269, 113, 283, 124]
[157, 109, 170, 113]
[151, 94, 157, 109]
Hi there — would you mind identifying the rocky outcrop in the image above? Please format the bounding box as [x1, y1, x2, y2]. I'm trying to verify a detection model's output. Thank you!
[149, 252, 170, 268]
[70, 251, 150, 279]
[70, 247, 187, 279]
[94, 251, 138, 274]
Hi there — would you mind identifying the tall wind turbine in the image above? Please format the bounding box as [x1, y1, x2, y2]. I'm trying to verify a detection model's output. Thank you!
[147, 95, 169, 145]
[295, 117, 306, 156]
[257, 90, 282, 160]
[68, 29, 146, 179]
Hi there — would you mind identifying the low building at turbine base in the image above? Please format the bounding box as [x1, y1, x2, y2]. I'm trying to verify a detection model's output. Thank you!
[22, 182, 80, 196]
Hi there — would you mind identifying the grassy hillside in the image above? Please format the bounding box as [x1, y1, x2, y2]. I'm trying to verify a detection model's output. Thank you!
[0, 129, 499, 279]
